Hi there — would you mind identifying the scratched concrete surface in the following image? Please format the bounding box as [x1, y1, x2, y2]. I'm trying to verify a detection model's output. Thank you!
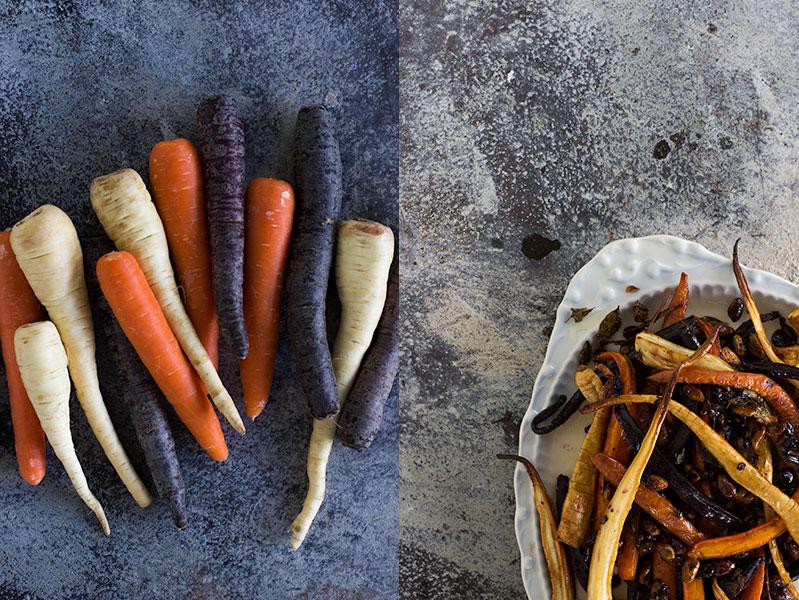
[0, 2, 398, 599]
[399, 1, 799, 597]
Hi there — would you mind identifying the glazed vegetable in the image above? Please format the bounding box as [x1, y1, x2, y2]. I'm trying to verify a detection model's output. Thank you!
[739, 562, 765, 600]
[616, 510, 639, 581]
[614, 405, 741, 526]
[711, 578, 730, 600]
[499, 454, 574, 599]
[338, 258, 400, 450]
[197, 95, 248, 358]
[15, 321, 109, 534]
[240, 178, 294, 419]
[0, 231, 46, 485]
[648, 368, 799, 428]
[587, 330, 718, 600]
[84, 237, 188, 529]
[10, 205, 151, 507]
[97, 251, 228, 462]
[286, 105, 342, 420]
[635, 331, 733, 372]
[557, 368, 609, 548]
[591, 454, 705, 546]
[90, 168, 244, 436]
[149, 138, 219, 368]
[789, 307, 799, 335]
[587, 395, 799, 544]
[290, 219, 394, 550]
[587, 366, 681, 598]
[682, 577, 706, 600]
[662, 272, 689, 327]
[651, 541, 678, 598]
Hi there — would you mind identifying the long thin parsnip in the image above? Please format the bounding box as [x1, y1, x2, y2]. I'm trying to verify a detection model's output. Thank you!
[90, 169, 244, 435]
[10, 205, 151, 507]
[290, 219, 394, 549]
[15, 321, 109, 534]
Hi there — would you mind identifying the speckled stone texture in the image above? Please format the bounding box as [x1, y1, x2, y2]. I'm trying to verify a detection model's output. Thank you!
[0, 2, 397, 599]
[400, 1, 799, 597]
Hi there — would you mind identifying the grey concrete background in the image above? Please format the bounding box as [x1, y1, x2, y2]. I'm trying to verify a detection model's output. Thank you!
[400, 1, 799, 598]
[0, 2, 398, 599]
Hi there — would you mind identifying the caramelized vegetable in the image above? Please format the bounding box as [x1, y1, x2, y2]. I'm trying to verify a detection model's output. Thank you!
[648, 368, 799, 429]
[499, 455, 574, 599]
[591, 454, 705, 546]
[662, 272, 689, 328]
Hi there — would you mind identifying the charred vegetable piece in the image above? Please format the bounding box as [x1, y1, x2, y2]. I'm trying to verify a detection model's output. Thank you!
[499, 455, 574, 599]
[648, 368, 799, 429]
[532, 390, 584, 435]
[788, 308, 799, 336]
[614, 405, 741, 526]
[742, 360, 799, 381]
[591, 454, 705, 546]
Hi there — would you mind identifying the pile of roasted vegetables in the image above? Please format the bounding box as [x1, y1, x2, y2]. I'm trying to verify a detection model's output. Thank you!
[506, 243, 799, 599]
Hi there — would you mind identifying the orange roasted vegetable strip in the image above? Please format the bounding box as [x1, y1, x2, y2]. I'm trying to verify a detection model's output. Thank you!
[739, 561, 765, 600]
[97, 251, 228, 461]
[682, 577, 706, 600]
[652, 541, 678, 598]
[592, 454, 705, 546]
[0, 231, 46, 485]
[662, 272, 689, 328]
[149, 138, 219, 368]
[617, 509, 639, 581]
[240, 178, 294, 419]
[697, 319, 721, 356]
[648, 368, 799, 429]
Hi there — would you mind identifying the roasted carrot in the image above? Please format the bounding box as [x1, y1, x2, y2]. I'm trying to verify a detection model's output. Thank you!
[739, 561, 765, 600]
[648, 368, 799, 428]
[652, 541, 678, 598]
[662, 272, 689, 327]
[593, 352, 636, 533]
[149, 138, 219, 368]
[682, 575, 706, 599]
[697, 319, 721, 355]
[240, 178, 294, 419]
[592, 454, 705, 546]
[0, 231, 46, 485]
[97, 251, 228, 462]
[617, 509, 639, 581]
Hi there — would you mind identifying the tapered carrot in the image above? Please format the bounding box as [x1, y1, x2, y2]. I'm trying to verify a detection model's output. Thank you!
[149, 138, 219, 368]
[0, 231, 46, 485]
[97, 251, 228, 461]
[662, 272, 689, 327]
[240, 178, 294, 419]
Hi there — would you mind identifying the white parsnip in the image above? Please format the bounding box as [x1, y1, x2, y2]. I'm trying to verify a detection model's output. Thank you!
[290, 219, 394, 550]
[10, 205, 151, 507]
[15, 321, 110, 535]
[90, 169, 245, 435]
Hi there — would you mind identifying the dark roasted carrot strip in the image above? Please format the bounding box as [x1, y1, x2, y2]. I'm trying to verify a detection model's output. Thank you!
[697, 319, 721, 356]
[617, 509, 639, 581]
[739, 561, 765, 600]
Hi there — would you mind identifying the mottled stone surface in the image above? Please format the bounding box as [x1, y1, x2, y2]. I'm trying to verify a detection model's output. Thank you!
[400, 1, 799, 597]
[0, 2, 398, 599]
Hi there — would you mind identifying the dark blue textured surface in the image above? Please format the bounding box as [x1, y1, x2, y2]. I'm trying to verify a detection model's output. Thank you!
[0, 2, 398, 598]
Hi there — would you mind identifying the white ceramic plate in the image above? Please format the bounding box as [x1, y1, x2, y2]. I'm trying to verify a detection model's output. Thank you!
[514, 234, 799, 599]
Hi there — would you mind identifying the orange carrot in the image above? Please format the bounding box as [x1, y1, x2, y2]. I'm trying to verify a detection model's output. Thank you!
[97, 251, 227, 461]
[240, 178, 295, 419]
[149, 139, 219, 368]
[740, 561, 765, 600]
[0, 231, 46, 484]
[662, 272, 689, 327]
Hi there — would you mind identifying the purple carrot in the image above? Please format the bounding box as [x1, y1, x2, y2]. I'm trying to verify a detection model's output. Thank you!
[197, 95, 248, 358]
